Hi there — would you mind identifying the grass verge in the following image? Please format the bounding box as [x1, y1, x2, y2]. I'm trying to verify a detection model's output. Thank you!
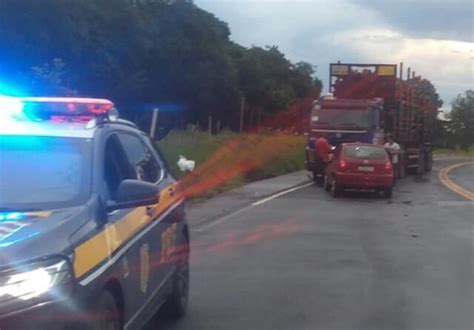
[157, 130, 306, 199]
[434, 147, 474, 158]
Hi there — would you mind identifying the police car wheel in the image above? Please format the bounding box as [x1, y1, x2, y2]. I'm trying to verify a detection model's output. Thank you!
[91, 291, 121, 330]
[163, 256, 189, 318]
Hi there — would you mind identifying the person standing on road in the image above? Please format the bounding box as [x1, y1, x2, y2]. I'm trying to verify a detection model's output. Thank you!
[315, 133, 332, 163]
[384, 135, 401, 181]
[313, 133, 333, 184]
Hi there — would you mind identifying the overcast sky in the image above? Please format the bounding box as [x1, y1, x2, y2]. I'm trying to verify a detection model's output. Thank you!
[195, 0, 473, 110]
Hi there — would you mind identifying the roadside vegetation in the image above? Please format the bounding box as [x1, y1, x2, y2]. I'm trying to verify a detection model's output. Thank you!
[157, 130, 306, 199]
[435, 90, 473, 151]
[434, 147, 474, 158]
[0, 0, 321, 134]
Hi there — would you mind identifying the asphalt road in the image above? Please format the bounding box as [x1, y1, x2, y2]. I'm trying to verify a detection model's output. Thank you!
[151, 158, 474, 330]
[447, 163, 474, 195]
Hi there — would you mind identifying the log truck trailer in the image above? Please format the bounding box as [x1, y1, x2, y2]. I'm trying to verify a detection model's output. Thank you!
[306, 62, 437, 179]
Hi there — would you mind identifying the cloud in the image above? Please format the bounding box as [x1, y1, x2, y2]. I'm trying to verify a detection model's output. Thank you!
[195, 0, 474, 109]
[351, 0, 473, 43]
[330, 27, 474, 108]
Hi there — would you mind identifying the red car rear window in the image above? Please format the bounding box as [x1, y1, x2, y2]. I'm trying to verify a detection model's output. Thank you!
[344, 145, 387, 160]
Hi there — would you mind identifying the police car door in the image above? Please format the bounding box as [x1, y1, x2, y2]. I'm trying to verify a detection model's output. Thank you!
[114, 132, 175, 304]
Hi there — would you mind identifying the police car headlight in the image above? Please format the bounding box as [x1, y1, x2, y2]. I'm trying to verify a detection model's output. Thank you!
[0, 258, 73, 312]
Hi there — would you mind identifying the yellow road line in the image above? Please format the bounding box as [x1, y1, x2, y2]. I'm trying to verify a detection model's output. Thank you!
[438, 162, 474, 201]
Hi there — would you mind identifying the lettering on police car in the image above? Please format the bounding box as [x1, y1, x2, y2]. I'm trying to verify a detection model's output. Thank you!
[140, 243, 150, 294]
[160, 223, 177, 263]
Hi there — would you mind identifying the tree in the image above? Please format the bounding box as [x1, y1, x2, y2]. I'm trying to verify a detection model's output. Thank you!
[446, 90, 474, 150]
[0, 0, 319, 132]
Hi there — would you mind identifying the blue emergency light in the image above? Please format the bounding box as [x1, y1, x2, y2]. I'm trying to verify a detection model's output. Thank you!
[0, 95, 24, 120]
[0, 96, 116, 123]
[0, 212, 25, 222]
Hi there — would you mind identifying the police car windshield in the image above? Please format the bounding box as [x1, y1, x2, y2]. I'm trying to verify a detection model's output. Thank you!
[0, 135, 91, 210]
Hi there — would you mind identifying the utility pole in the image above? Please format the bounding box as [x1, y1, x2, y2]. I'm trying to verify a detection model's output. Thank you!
[239, 95, 246, 133]
[208, 115, 212, 137]
[149, 108, 159, 139]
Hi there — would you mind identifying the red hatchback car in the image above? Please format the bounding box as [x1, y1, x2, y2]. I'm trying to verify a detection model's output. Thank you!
[325, 143, 394, 197]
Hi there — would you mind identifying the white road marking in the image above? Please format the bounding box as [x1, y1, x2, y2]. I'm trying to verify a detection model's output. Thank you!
[193, 204, 255, 232]
[252, 182, 314, 206]
[193, 182, 313, 232]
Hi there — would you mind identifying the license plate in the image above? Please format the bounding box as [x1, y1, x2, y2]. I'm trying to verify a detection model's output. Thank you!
[358, 166, 374, 172]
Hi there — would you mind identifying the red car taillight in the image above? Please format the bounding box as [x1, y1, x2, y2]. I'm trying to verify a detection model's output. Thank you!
[338, 160, 347, 171]
[384, 161, 393, 174]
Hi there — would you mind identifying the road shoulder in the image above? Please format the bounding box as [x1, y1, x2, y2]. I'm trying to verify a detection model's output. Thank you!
[186, 170, 311, 227]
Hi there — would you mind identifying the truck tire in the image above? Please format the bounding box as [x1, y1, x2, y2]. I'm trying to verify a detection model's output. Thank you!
[313, 171, 325, 186]
[90, 290, 121, 330]
[331, 177, 341, 198]
[312, 170, 319, 183]
[417, 151, 425, 177]
[384, 187, 393, 198]
[425, 152, 433, 172]
[399, 153, 406, 179]
[324, 175, 331, 192]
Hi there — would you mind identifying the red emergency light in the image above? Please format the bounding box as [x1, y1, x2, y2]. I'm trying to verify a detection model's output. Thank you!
[19, 97, 114, 119]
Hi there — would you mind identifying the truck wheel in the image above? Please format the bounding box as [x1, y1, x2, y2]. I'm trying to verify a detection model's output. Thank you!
[324, 175, 330, 192]
[399, 163, 406, 179]
[425, 152, 433, 172]
[331, 178, 341, 198]
[384, 187, 393, 198]
[90, 291, 121, 330]
[162, 253, 189, 318]
[417, 152, 425, 177]
[399, 155, 406, 179]
[313, 170, 325, 186]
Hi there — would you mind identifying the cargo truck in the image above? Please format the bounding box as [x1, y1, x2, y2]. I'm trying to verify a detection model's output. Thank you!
[306, 62, 438, 181]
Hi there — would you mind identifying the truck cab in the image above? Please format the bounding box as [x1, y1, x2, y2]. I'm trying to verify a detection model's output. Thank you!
[305, 95, 384, 175]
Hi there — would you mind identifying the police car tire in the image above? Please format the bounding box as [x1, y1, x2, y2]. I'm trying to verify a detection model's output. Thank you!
[90, 290, 121, 330]
[162, 256, 189, 318]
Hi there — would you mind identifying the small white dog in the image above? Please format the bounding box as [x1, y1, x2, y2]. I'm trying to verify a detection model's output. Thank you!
[177, 155, 196, 172]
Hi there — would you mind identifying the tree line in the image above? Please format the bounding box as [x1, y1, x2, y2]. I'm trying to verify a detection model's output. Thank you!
[435, 90, 474, 151]
[0, 0, 321, 134]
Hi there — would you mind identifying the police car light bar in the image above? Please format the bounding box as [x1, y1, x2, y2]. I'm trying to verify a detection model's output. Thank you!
[20, 97, 114, 118]
[0, 95, 24, 119]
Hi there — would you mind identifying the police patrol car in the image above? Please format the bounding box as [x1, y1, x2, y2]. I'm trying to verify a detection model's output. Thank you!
[0, 96, 189, 329]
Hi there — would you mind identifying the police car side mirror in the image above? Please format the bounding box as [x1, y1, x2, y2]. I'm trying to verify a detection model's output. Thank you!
[107, 180, 160, 212]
